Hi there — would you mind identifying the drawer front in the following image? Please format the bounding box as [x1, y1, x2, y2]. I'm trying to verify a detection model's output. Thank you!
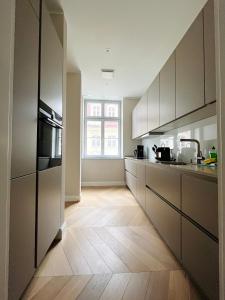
[136, 163, 146, 209]
[146, 164, 181, 208]
[125, 171, 137, 197]
[125, 159, 137, 177]
[182, 217, 219, 299]
[182, 174, 218, 237]
[146, 188, 181, 260]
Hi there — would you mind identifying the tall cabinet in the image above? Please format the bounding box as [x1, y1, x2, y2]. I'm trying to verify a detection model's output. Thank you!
[9, 0, 39, 299]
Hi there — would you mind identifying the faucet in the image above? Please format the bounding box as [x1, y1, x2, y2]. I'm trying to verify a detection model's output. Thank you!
[180, 138, 204, 164]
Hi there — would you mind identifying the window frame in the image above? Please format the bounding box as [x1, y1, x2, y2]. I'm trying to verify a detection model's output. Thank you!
[83, 99, 122, 159]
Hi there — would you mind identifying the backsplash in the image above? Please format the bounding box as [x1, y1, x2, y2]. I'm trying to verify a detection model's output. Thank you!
[142, 116, 217, 163]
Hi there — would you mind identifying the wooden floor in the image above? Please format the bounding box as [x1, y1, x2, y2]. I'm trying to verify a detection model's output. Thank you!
[23, 187, 202, 300]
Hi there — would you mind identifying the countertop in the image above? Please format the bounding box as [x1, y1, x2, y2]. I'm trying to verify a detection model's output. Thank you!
[124, 156, 217, 179]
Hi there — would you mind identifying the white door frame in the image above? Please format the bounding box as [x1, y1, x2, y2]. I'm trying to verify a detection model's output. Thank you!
[0, 1, 15, 299]
[214, 0, 225, 299]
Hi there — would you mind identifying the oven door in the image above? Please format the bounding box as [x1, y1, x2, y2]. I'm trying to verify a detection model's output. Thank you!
[38, 117, 62, 171]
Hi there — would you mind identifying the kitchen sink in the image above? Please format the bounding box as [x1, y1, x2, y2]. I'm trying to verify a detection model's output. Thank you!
[160, 161, 187, 165]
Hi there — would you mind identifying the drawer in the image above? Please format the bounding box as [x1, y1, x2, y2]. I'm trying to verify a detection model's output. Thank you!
[125, 159, 137, 177]
[146, 164, 181, 208]
[136, 163, 146, 209]
[182, 217, 219, 299]
[145, 188, 181, 260]
[125, 171, 137, 197]
[182, 174, 218, 237]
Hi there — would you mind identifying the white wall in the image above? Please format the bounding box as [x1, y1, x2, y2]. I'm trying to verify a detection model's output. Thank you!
[142, 116, 217, 163]
[65, 73, 81, 201]
[81, 98, 140, 186]
[81, 159, 125, 186]
[0, 1, 15, 299]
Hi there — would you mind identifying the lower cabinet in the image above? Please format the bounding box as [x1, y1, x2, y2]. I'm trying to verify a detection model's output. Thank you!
[9, 174, 36, 300]
[136, 163, 146, 209]
[182, 217, 219, 299]
[37, 166, 61, 266]
[125, 170, 137, 197]
[145, 188, 181, 260]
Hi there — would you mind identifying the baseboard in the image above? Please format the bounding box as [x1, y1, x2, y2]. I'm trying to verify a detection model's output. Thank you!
[81, 181, 126, 187]
[65, 195, 80, 202]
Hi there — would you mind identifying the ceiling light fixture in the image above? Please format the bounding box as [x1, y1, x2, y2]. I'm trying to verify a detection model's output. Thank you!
[101, 69, 114, 79]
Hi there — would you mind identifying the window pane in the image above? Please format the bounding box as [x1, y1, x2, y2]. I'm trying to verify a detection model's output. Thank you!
[86, 102, 102, 117]
[104, 103, 119, 117]
[86, 121, 101, 155]
[104, 121, 119, 155]
[104, 121, 119, 138]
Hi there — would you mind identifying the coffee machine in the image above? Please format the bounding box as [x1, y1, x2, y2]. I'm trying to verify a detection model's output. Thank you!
[134, 145, 144, 159]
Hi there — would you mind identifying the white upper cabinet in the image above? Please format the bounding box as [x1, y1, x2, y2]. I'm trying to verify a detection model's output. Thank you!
[176, 12, 204, 118]
[160, 53, 176, 126]
[139, 93, 148, 136]
[148, 75, 160, 131]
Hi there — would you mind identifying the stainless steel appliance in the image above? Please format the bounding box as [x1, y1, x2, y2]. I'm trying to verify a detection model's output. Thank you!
[152, 145, 171, 161]
[38, 100, 63, 171]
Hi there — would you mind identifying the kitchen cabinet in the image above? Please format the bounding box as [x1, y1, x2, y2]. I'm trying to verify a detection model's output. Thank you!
[148, 75, 160, 131]
[11, 0, 39, 179]
[146, 188, 181, 260]
[125, 158, 137, 177]
[182, 174, 218, 237]
[29, 0, 40, 17]
[37, 166, 62, 266]
[9, 174, 36, 300]
[132, 106, 137, 139]
[125, 170, 137, 197]
[40, 1, 63, 116]
[146, 163, 181, 209]
[204, 0, 216, 104]
[176, 12, 204, 118]
[138, 93, 148, 136]
[182, 217, 219, 299]
[136, 163, 146, 209]
[159, 53, 175, 125]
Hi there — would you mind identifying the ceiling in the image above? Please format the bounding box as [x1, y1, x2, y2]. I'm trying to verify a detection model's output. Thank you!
[47, 0, 207, 100]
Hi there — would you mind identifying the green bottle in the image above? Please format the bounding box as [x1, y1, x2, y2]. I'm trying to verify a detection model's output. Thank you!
[209, 146, 217, 160]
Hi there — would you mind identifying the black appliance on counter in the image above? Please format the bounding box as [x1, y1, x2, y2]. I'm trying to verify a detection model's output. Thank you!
[134, 145, 144, 159]
[38, 100, 63, 171]
[152, 145, 171, 161]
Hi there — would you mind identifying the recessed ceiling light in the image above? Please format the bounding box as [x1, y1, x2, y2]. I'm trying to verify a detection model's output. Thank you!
[105, 48, 111, 53]
[101, 69, 114, 79]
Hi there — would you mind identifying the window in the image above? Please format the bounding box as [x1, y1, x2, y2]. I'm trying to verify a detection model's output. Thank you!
[84, 100, 121, 158]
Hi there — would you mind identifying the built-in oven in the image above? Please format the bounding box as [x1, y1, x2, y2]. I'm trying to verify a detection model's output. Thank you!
[38, 100, 63, 171]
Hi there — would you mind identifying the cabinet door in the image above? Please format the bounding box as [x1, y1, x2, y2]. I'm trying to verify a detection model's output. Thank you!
[160, 53, 175, 125]
[176, 13, 204, 118]
[11, 0, 39, 179]
[182, 217, 219, 299]
[40, 1, 63, 115]
[9, 174, 36, 300]
[139, 93, 148, 136]
[146, 188, 181, 260]
[132, 105, 138, 139]
[146, 164, 181, 209]
[125, 159, 137, 177]
[125, 170, 137, 198]
[37, 166, 62, 266]
[29, 0, 40, 17]
[148, 75, 160, 131]
[136, 163, 146, 209]
[182, 174, 218, 237]
[204, 0, 216, 104]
